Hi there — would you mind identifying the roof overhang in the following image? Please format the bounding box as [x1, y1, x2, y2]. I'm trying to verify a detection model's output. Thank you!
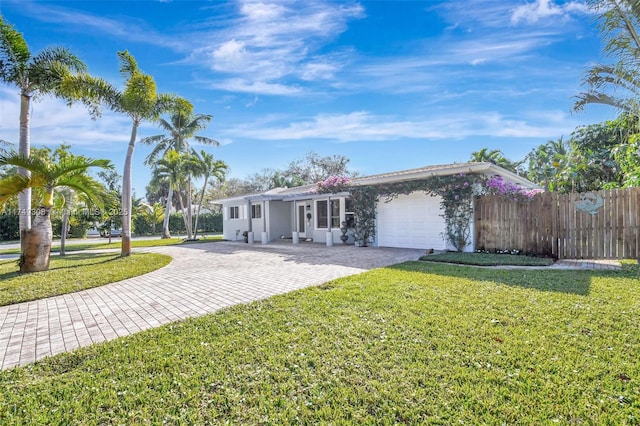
[210, 162, 540, 204]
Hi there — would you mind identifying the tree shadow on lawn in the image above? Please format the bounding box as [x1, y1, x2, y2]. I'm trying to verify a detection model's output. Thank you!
[0, 253, 121, 280]
[387, 260, 632, 296]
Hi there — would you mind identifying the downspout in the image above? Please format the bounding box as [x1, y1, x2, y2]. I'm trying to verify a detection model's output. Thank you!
[326, 196, 333, 246]
[246, 198, 252, 233]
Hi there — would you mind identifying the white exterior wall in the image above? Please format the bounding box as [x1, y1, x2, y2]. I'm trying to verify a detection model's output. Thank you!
[221, 202, 249, 241]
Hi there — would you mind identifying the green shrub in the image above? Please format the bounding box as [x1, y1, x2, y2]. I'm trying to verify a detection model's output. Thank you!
[0, 212, 19, 240]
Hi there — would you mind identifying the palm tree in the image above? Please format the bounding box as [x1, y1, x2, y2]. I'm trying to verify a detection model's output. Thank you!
[192, 150, 227, 239]
[0, 152, 112, 272]
[153, 150, 191, 238]
[574, 0, 640, 117]
[140, 112, 219, 239]
[59, 50, 192, 256]
[136, 201, 164, 235]
[470, 148, 522, 173]
[0, 16, 86, 244]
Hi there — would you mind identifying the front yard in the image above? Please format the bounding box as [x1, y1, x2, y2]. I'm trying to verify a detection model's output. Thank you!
[0, 261, 638, 424]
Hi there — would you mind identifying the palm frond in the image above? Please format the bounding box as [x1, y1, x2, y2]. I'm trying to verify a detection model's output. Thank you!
[0, 15, 30, 84]
[193, 135, 220, 146]
[0, 173, 30, 205]
[0, 152, 49, 173]
[60, 73, 123, 117]
[117, 50, 139, 81]
[56, 174, 110, 210]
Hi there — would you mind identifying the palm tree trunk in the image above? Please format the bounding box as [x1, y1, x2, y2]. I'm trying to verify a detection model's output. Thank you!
[161, 186, 173, 239]
[60, 208, 69, 256]
[121, 121, 138, 257]
[186, 177, 193, 239]
[193, 176, 209, 239]
[20, 206, 53, 273]
[18, 92, 32, 251]
[177, 189, 190, 238]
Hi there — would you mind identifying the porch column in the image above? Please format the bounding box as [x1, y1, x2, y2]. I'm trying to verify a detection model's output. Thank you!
[261, 200, 268, 244]
[326, 196, 333, 246]
[246, 199, 253, 243]
[292, 202, 299, 244]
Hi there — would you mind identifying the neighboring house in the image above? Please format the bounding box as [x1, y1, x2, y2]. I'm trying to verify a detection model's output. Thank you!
[211, 162, 539, 251]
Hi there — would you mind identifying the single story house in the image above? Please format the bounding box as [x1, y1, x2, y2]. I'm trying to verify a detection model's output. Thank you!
[211, 162, 539, 251]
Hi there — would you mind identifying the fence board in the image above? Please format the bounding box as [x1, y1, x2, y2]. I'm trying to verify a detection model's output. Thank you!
[474, 187, 639, 259]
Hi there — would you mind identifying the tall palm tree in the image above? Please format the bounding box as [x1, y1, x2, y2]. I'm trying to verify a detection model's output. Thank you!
[0, 16, 86, 244]
[574, 0, 640, 117]
[153, 150, 191, 238]
[59, 50, 192, 256]
[140, 112, 218, 239]
[192, 150, 227, 239]
[0, 152, 112, 272]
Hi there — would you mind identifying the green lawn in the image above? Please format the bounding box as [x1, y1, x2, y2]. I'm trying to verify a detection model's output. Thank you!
[0, 235, 222, 255]
[0, 253, 172, 306]
[1, 261, 638, 424]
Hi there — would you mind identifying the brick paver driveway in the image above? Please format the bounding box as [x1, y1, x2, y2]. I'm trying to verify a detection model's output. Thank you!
[0, 241, 423, 370]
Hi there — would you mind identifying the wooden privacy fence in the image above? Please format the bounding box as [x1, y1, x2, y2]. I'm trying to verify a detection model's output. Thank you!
[474, 187, 640, 259]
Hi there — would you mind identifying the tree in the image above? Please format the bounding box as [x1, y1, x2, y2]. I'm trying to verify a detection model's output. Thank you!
[153, 150, 191, 238]
[136, 201, 164, 235]
[191, 150, 227, 239]
[60, 50, 192, 256]
[284, 152, 355, 184]
[140, 111, 218, 239]
[573, 0, 640, 125]
[525, 137, 568, 191]
[470, 148, 522, 174]
[0, 152, 112, 272]
[0, 16, 86, 245]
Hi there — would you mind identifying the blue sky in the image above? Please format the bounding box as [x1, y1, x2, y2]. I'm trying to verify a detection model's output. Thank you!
[0, 0, 616, 197]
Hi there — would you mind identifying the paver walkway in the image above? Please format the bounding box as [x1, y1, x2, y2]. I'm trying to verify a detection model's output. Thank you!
[0, 242, 624, 370]
[0, 241, 423, 370]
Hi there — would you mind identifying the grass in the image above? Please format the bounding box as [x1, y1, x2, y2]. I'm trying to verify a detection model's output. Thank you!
[0, 261, 638, 424]
[0, 252, 172, 306]
[420, 251, 555, 266]
[0, 235, 222, 255]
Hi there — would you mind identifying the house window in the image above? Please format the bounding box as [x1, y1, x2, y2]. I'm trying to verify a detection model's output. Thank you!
[229, 206, 240, 219]
[316, 199, 341, 229]
[251, 204, 262, 219]
[345, 198, 355, 228]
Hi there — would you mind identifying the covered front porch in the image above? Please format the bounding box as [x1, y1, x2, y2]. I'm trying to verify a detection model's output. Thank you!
[215, 188, 355, 246]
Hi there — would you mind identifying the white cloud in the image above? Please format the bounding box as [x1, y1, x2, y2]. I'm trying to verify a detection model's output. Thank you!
[209, 78, 304, 95]
[191, 0, 364, 94]
[300, 61, 340, 81]
[511, 0, 590, 25]
[224, 110, 576, 142]
[18, 2, 186, 50]
[0, 87, 134, 151]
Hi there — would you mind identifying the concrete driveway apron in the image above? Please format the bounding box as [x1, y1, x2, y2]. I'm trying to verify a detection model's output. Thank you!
[0, 241, 423, 370]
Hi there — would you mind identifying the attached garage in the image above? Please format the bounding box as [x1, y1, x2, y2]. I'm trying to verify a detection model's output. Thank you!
[376, 192, 447, 250]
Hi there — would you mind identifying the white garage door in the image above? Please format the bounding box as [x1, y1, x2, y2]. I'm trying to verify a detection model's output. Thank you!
[376, 192, 447, 249]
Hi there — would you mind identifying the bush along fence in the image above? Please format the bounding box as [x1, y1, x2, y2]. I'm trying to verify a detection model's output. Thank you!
[474, 187, 640, 259]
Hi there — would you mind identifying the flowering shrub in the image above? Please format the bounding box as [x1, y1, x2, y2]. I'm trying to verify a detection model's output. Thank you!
[485, 176, 543, 200]
[315, 176, 351, 193]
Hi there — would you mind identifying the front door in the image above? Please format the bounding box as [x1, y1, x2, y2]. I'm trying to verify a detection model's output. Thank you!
[297, 203, 306, 237]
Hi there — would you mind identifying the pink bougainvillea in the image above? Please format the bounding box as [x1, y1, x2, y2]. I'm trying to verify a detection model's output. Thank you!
[485, 176, 542, 199]
[315, 176, 351, 193]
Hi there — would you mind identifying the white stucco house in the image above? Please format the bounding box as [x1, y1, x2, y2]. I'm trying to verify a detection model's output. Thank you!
[211, 162, 538, 251]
